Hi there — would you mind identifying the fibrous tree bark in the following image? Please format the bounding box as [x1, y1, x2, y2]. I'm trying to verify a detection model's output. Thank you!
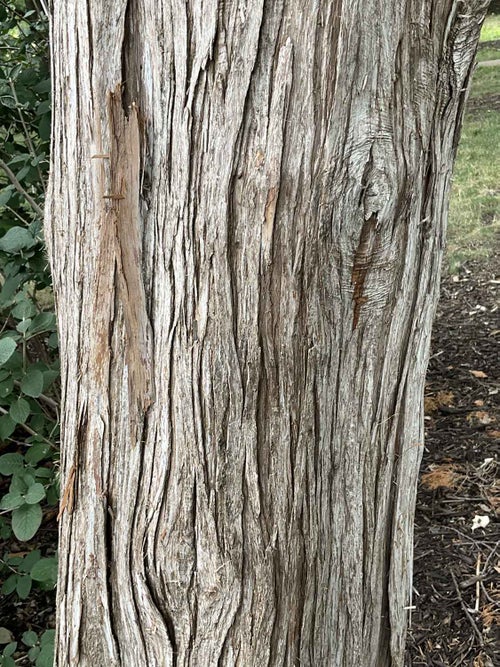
[45, 1, 489, 665]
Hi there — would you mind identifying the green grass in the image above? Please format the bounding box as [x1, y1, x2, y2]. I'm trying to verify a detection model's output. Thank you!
[447, 111, 500, 271]
[445, 13, 500, 271]
[476, 46, 500, 62]
[479, 13, 500, 42]
[469, 65, 500, 98]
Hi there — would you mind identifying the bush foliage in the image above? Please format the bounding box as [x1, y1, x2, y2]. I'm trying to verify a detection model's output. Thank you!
[0, 2, 57, 665]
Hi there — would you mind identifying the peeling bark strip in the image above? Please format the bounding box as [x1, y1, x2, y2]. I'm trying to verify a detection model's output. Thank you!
[106, 87, 153, 420]
[46, 1, 490, 665]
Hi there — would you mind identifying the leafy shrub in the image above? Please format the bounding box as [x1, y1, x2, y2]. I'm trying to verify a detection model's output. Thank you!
[0, 627, 54, 667]
[0, 2, 57, 664]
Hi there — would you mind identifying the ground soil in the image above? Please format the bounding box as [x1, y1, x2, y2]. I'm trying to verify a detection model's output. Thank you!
[406, 258, 500, 667]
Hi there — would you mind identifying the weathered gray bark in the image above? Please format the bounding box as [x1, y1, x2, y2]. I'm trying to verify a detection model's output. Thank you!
[45, 1, 489, 665]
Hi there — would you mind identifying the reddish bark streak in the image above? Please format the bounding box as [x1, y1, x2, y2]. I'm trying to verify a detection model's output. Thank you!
[351, 213, 378, 330]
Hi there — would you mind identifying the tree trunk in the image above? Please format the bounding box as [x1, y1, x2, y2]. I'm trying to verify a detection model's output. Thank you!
[45, 1, 489, 665]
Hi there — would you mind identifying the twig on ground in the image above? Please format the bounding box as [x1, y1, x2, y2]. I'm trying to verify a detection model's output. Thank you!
[475, 553, 481, 613]
[450, 570, 484, 647]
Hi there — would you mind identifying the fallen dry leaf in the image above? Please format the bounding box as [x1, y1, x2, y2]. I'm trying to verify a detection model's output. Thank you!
[421, 464, 463, 490]
[474, 399, 485, 407]
[470, 370, 488, 379]
[467, 411, 496, 426]
[424, 396, 439, 414]
[436, 390, 454, 406]
[424, 391, 455, 415]
[480, 604, 500, 629]
[486, 430, 500, 439]
[473, 654, 495, 667]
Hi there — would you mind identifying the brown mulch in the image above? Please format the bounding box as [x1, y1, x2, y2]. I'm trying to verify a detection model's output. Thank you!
[406, 258, 500, 667]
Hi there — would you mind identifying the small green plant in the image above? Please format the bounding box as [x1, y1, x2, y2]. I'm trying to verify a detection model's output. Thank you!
[21, 629, 55, 667]
[0, 640, 17, 667]
[0, 627, 54, 667]
[0, 548, 57, 601]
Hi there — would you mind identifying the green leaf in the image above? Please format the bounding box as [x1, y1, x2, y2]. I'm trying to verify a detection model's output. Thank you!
[19, 550, 41, 574]
[0, 453, 24, 475]
[0, 187, 13, 207]
[1, 96, 17, 110]
[40, 630, 55, 646]
[6, 156, 28, 166]
[47, 332, 58, 350]
[11, 503, 42, 541]
[16, 574, 32, 599]
[0, 491, 24, 510]
[0, 415, 16, 440]
[10, 474, 28, 494]
[26, 442, 51, 465]
[11, 300, 37, 320]
[34, 78, 51, 94]
[22, 472, 36, 488]
[38, 114, 50, 141]
[3, 641, 17, 657]
[2, 654, 16, 667]
[0, 276, 23, 307]
[0, 338, 16, 366]
[46, 485, 58, 506]
[26, 313, 56, 338]
[28, 413, 46, 432]
[0, 628, 13, 645]
[24, 482, 45, 505]
[0, 376, 14, 398]
[18, 68, 38, 86]
[28, 646, 40, 661]
[20, 369, 44, 398]
[34, 468, 52, 479]
[42, 369, 58, 388]
[36, 643, 54, 667]
[5, 555, 22, 567]
[21, 631, 38, 648]
[1, 575, 17, 596]
[30, 557, 57, 584]
[0, 227, 36, 254]
[10, 397, 31, 424]
[36, 100, 50, 115]
[16, 319, 31, 334]
[16, 166, 30, 182]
